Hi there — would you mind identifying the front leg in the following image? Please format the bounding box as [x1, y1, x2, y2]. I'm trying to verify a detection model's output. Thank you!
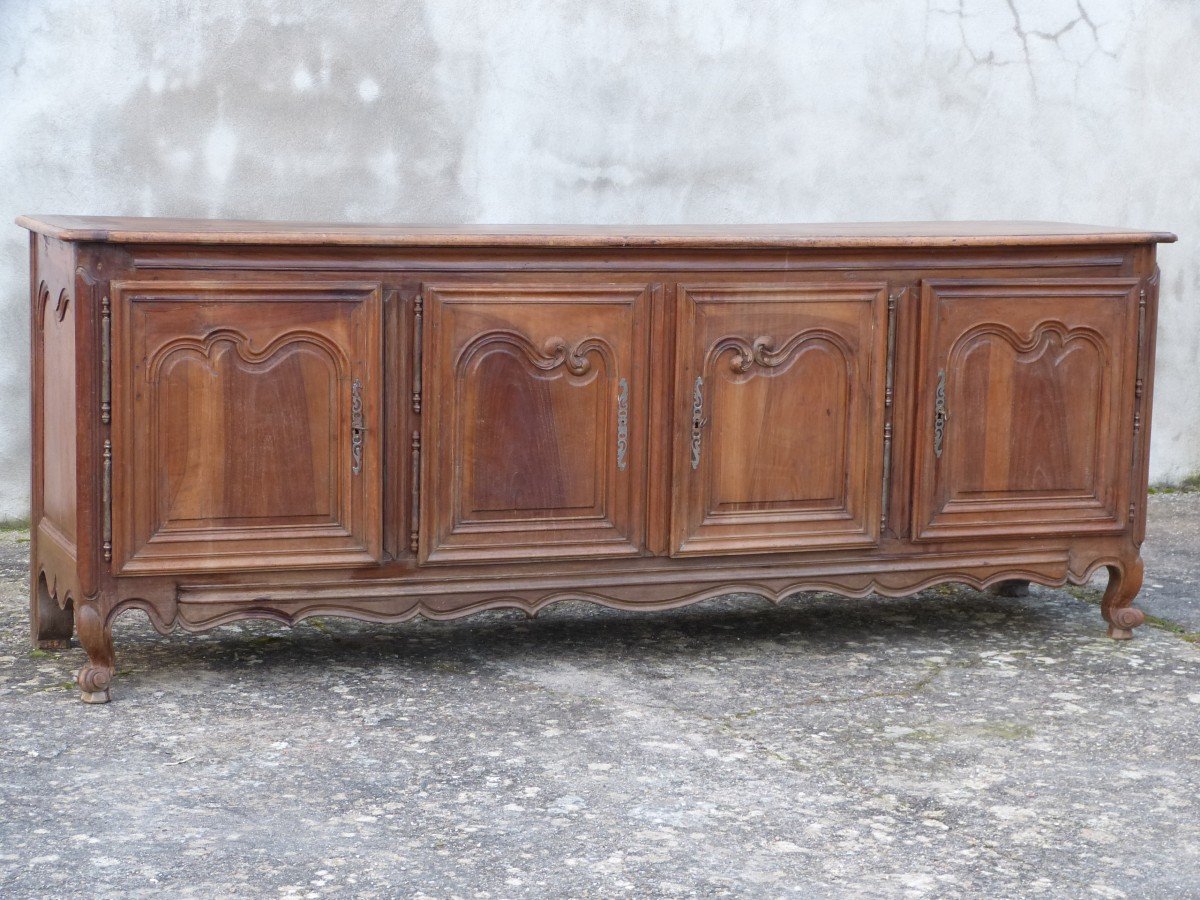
[1102, 558, 1146, 640]
[75, 599, 116, 703]
[31, 576, 74, 650]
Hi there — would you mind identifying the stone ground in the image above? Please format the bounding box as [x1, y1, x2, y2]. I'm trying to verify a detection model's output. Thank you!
[1, 498, 1199, 899]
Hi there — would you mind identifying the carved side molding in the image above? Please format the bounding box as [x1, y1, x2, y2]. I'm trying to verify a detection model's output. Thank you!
[54, 288, 70, 322]
[35, 280, 49, 321]
[34, 280, 71, 327]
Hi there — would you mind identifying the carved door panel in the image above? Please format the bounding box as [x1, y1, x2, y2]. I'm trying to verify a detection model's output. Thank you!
[421, 283, 650, 563]
[672, 283, 889, 556]
[911, 278, 1142, 541]
[112, 280, 383, 573]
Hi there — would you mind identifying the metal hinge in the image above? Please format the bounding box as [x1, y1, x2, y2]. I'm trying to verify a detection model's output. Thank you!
[100, 295, 111, 425]
[1133, 286, 1147, 434]
[411, 292, 423, 414]
[100, 290, 113, 563]
[1128, 280, 1152, 526]
[102, 439, 112, 562]
[880, 289, 899, 528]
[410, 431, 421, 553]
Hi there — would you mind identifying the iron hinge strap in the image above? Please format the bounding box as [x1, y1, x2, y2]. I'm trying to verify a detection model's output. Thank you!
[412, 292, 423, 414]
[100, 291, 112, 563]
[880, 288, 900, 529]
[1133, 285, 1147, 436]
[100, 295, 111, 425]
[410, 431, 421, 553]
[1128, 277, 1154, 525]
[102, 439, 112, 562]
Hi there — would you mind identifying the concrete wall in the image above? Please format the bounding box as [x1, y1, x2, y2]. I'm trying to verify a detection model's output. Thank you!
[1, 0, 1197, 518]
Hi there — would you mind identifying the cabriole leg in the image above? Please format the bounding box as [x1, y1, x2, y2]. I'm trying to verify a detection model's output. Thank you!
[1102, 558, 1146, 640]
[75, 600, 116, 703]
[31, 575, 74, 650]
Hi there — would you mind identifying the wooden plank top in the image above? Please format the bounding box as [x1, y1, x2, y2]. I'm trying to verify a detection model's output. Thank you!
[16, 215, 1176, 248]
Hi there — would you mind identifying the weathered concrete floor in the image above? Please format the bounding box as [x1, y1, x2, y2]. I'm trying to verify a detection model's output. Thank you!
[2, 496, 1199, 898]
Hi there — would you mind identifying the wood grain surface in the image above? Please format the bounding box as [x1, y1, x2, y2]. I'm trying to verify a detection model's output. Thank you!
[19, 216, 1168, 701]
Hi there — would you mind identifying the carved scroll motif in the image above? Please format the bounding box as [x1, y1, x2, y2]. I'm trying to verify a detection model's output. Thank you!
[455, 331, 611, 379]
[529, 336, 608, 376]
[719, 331, 849, 375]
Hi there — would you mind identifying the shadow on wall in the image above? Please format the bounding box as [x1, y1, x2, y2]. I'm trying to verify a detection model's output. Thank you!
[88, 8, 472, 222]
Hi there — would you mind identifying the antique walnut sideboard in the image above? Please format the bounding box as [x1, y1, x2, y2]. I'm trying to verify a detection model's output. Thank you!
[18, 216, 1176, 702]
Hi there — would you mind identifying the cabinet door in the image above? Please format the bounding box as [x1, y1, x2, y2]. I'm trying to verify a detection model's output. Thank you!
[421, 283, 650, 563]
[112, 280, 383, 573]
[911, 278, 1141, 541]
[672, 283, 889, 556]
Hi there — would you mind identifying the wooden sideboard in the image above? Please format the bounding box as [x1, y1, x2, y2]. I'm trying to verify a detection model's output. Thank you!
[18, 216, 1176, 703]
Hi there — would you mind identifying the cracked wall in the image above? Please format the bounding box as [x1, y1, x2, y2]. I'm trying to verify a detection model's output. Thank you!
[0, 0, 1197, 517]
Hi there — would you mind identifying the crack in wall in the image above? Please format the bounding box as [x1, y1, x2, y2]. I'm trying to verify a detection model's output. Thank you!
[930, 0, 1120, 97]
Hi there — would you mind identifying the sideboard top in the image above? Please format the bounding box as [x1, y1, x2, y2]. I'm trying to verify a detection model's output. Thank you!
[17, 215, 1176, 249]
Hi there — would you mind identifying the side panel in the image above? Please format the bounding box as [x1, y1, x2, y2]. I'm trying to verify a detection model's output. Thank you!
[37, 253, 78, 546]
[30, 237, 81, 600]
